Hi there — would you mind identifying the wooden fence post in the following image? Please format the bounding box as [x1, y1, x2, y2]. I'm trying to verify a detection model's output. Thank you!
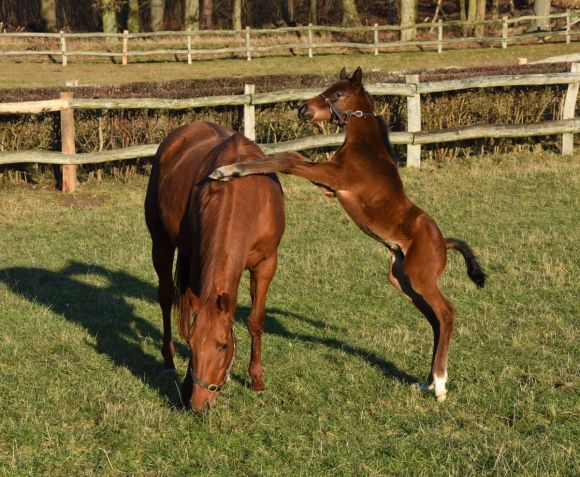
[502, 17, 508, 49]
[246, 26, 251, 61]
[308, 23, 313, 58]
[122, 30, 128, 65]
[187, 28, 192, 64]
[244, 84, 256, 141]
[562, 63, 579, 155]
[374, 23, 379, 55]
[406, 75, 421, 168]
[437, 20, 443, 54]
[566, 10, 571, 44]
[60, 30, 67, 66]
[60, 92, 76, 193]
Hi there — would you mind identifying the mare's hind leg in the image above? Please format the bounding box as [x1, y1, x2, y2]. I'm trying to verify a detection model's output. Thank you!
[151, 235, 176, 371]
[388, 243, 455, 401]
[246, 254, 278, 391]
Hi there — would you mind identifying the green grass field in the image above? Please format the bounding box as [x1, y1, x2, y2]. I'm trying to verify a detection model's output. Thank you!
[0, 152, 578, 476]
[0, 43, 577, 88]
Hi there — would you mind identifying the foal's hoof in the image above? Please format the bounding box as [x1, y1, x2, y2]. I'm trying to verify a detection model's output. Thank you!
[436, 392, 448, 403]
[209, 167, 233, 182]
[251, 379, 266, 392]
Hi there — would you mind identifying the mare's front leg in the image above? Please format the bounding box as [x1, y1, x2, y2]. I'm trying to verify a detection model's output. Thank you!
[246, 254, 278, 391]
[209, 152, 341, 192]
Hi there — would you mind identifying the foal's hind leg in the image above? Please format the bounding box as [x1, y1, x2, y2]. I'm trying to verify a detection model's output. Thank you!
[388, 241, 455, 401]
[402, 241, 456, 401]
[151, 236, 176, 371]
[246, 254, 278, 391]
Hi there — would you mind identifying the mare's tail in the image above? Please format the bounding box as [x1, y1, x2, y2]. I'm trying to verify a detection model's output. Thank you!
[446, 238, 486, 288]
[173, 251, 192, 339]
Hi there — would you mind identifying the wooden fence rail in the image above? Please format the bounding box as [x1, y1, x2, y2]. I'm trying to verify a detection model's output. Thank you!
[1, 67, 579, 192]
[0, 11, 578, 65]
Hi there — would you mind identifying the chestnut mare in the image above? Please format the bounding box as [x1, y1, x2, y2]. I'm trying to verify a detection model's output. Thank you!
[145, 122, 285, 412]
[210, 68, 486, 401]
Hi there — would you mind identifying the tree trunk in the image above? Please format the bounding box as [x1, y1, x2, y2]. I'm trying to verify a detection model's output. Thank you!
[341, 0, 361, 27]
[185, 0, 199, 29]
[491, 0, 499, 21]
[533, 0, 551, 31]
[201, 0, 213, 29]
[464, 0, 477, 36]
[233, 0, 242, 30]
[41, 0, 57, 32]
[309, 0, 318, 25]
[285, 0, 295, 25]
[102, 0, 117, 36]
[459, 0, 466, 21]
[127, 0, 140, 33]
[151, 0, 165, 31]
[475, 0, 486, 37]
[400, 0, 417, 41]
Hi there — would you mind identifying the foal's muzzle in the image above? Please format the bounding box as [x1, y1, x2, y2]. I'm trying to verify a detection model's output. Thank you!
[298, 103, 313, 122]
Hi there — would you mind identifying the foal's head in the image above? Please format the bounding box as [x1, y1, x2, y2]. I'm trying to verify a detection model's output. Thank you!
[182, 289, 236, 412]
[298, 66, 372, 125]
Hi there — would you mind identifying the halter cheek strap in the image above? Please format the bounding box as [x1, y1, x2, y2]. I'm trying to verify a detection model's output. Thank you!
[319, 93, 376, 126]
[189, 326, 236, 394]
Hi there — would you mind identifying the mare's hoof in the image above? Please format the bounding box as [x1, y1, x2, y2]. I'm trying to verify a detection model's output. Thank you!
[251, 380, 266, 392]
[208, 169, 224, 181]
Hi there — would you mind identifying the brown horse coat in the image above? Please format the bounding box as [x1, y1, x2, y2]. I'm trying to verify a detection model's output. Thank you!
[210, 68, 486, 401]
[145, 122, 285, 411]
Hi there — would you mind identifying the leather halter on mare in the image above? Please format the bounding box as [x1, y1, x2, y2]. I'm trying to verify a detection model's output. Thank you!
[189, 326, 236, 393]
[319, 93, 376, 126]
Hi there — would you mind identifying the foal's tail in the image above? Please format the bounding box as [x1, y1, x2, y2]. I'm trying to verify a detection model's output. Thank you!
[446, 238, 487, 288]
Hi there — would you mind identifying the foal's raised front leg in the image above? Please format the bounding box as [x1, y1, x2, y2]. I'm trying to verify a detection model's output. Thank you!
[209, 152, 342, 192]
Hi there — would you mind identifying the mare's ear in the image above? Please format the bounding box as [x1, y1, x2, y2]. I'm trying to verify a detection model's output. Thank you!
[339, 67, 349, 80]
[186, 288, 202, 315]
[216, 293, 231, 314]
[351, 67, 363, 87]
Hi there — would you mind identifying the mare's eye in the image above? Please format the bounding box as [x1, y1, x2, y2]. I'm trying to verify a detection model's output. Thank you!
[335, 91, 345, 98]
[218, 343, 228, 352]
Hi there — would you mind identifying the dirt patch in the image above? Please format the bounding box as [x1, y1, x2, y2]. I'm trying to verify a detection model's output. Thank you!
[58, 193, 107, 208]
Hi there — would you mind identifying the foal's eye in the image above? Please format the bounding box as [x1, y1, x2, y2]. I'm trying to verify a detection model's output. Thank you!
[335, 91, 345, 98]
[218, 343, 228, 352]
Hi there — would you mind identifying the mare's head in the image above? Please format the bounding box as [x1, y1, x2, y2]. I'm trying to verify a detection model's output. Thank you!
[298, 66, 372, 125]
[181, 289, 236, 412]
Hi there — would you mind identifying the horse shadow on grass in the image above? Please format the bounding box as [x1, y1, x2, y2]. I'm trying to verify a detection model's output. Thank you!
[0, 261, 415, 407]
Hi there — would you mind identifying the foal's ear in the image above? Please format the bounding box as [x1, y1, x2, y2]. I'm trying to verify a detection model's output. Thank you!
[186, 288, 203, 315]
[351, 67, 363, 87]
[339, 67, 349, 80]
[216, 293, 231, 314]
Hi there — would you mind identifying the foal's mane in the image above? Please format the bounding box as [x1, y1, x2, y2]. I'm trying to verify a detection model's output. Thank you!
[376, 115, 401, 165]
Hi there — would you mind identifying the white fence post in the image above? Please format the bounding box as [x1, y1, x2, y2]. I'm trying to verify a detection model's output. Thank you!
[566, 10, 571, 45]
[502, 16, 508, 49]
[122, 30, 128, 66]
[60, 30, 67, 66]
[437, 20, 443, 54]
[244, 84, 256, 141]
[187, 28, 192, 64]
[406, 75, 421, 168]
[374, 23, 379, 55]
[308, 23, 314, 58]
[562, 63, 579, 155]
[246, 26, 251, 61]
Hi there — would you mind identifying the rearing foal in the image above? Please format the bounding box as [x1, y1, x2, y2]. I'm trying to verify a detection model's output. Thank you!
[210, 67, 486, 402]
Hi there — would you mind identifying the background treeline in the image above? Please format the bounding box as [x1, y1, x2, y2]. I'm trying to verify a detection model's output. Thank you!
[0, 1, 571, 34]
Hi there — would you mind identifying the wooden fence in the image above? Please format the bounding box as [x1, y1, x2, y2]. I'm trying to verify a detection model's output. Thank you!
[0, 11, 578, 65]
[0, 66, 579, 192]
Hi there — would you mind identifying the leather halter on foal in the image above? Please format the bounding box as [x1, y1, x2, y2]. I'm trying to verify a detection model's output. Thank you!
[189, 327, 236, 393]
[319, 93, 375, 126]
